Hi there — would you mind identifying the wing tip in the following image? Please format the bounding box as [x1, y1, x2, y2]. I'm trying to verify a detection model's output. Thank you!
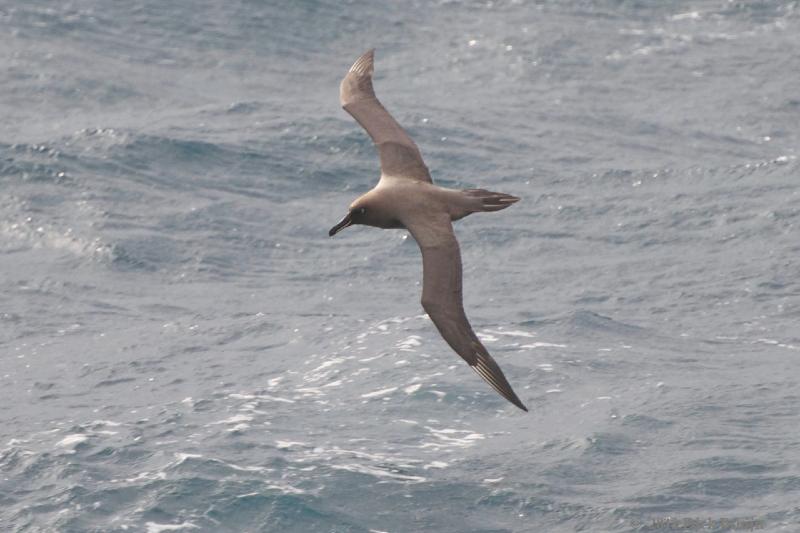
[470, 359, 529, 412]
[503, 388, 529, 412]
[349, 48, 375, 76]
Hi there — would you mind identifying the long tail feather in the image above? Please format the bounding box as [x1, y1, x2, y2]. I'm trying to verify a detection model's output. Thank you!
[462, 189, 520, 212]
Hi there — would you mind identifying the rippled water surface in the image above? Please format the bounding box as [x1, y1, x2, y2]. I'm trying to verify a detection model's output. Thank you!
[2, 1, 799, 531]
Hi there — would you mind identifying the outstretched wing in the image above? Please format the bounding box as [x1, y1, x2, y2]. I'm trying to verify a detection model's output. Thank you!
[340, 49, 432, 183]
[405, 214, 528, 411]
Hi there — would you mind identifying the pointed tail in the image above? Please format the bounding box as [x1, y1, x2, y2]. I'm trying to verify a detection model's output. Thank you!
[462, 189, 520, 212]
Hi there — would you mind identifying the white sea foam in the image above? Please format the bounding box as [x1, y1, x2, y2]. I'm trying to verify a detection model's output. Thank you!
[361, 386, 398, 399]
[483, 329, 537, 338]
[331, 463, 426, 483]
[229, 392, 295, 403]
[126, 471, 167, 483]
[265, 482, 306, 495]
[304, 356, 353, 382]
[397, 335, 422, 349]
[55, 434, 88, 451]
[420, 427, 485, 451]
[276, 440, 307, 449]
[145, 522, 199, 533]
[209, 414, 253, 425]
[756, 338, 798, 350]
[671, 11, 700, 21]
[173, 453, 203, 465]
[520, 342, 567, 349]
[358, 353, 385, 362]
[266, 376, 284, 389]
[404, 383, 422, 394]
[89, 420, 122, 427]
[0, 220, 111, 261]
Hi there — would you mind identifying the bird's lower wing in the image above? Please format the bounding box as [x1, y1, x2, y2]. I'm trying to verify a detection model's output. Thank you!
[340, 49, 432, 183]
[406, 215, 528, 411]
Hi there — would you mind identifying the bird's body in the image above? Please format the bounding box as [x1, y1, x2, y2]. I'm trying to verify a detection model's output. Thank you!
[329, 49, 528, 412]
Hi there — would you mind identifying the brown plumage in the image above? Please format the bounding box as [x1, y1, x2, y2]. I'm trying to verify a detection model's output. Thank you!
[329, 49, 527, 412]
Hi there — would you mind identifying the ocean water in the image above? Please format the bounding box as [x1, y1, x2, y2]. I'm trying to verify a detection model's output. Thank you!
[1, 0, 799, 531]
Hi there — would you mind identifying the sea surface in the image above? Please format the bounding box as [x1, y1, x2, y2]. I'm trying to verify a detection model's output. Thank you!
[2, 1, 799, 531]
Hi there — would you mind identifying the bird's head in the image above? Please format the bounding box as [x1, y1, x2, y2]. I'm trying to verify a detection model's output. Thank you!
[328, 198, 371, 237]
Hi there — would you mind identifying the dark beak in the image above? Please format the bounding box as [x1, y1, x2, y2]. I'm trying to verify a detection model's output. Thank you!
[328, 212, 352, 237]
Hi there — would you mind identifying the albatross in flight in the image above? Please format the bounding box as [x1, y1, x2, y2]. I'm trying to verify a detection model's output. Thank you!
[329, 49, 528, 412]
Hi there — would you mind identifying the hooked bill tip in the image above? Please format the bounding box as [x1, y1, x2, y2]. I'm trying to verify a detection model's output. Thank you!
[329, 213, 352, 236]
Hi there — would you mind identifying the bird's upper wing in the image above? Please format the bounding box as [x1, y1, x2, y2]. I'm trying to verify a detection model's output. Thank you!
[340, 49, 432, 183]
[405, 213, 528, 411]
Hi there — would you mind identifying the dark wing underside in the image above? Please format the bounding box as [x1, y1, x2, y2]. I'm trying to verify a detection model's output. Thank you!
[340, 49, 432, 183]
[406, 214, 528, 411]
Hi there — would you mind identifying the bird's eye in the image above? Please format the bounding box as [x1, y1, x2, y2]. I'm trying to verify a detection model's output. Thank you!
[358, 207, 367, 215]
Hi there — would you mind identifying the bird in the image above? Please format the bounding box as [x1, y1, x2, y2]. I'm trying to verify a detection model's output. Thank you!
[328, 49, 528, 412]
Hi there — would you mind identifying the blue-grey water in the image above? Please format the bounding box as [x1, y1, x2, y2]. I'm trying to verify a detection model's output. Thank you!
[2, 1, 799, 531]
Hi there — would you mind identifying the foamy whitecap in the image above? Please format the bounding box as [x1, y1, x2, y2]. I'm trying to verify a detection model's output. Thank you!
[126, 471, 167, 483]
[55, 433, 88, 451]
[265, 482, 306, 495]
[89, 420, 122, 427]
[361, 386, 398, 399]
[420, 427, 485, 451]
[208, 414, 253, 425]
[276, 440, 307, 449]
[520, 342, 567, 349]
[229, 392, 295, 403]
[755, 338, 798, 350]
[397, 335, 422, 350]
[331, 463, 426, 483]
[404, 383, 422, 394]
[482, 328, 537, 338]
[0, 217, 111, 261]
[145, 522, 199, 533]
[671, 11, 701, 21]
[173, 453, 203, 465]
[304, 356, 354, 383]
